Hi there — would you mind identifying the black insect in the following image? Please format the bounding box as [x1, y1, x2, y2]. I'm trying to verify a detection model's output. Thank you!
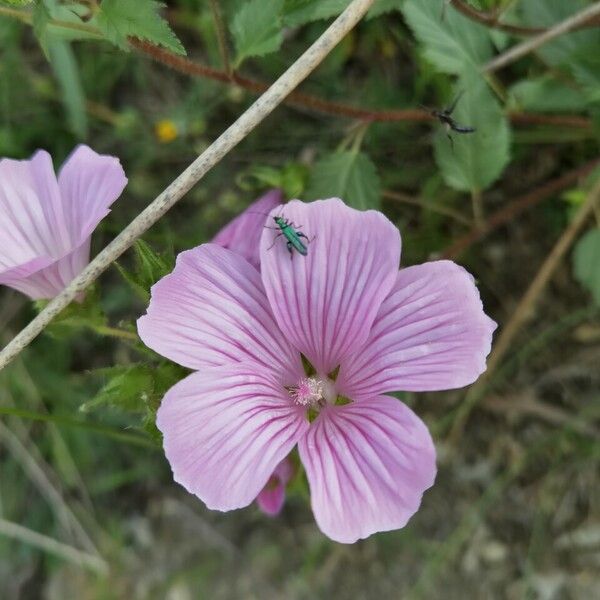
[421, 92, 476, 150]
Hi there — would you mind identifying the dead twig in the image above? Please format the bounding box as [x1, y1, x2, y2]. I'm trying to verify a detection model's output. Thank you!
[443, 158, 600, 259]
[449, 174, 600, 442]
[484, 2, 600, 73]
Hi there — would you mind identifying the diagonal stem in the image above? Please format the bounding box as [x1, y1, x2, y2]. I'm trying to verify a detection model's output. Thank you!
[0, 0, 377, 372]
[484, 2, 600, 73]
[449, 174, 600, 442]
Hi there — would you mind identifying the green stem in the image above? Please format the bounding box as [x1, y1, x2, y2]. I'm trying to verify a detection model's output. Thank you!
[0, 5, 103, 38]
[0, 5, 31, 23]
[0, 406, 157, 449]
[90, 325, 138, 341]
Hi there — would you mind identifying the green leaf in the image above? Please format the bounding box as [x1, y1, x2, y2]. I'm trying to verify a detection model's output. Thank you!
[306, 151, 381, 210]
[282, 0, 403, 26]
[116, 240, 173, 302]
[35, 287, 106, 337]
[570, 51, 600, 104]
[134, 239, 173, 290]
[519, 0, 596, 67]
[367, 0, 405, 19]
[231, 0, 284, 66]
[82, 362, 185, 414]
[96, 0, 185, 55]
[508, 75, 589, 113]
[573, 228, 600, 306]
[402, 0, 493, 74]
[433, 69, 510, 192]
[283, 0, 349, 25]
[46, 38, 88, 138]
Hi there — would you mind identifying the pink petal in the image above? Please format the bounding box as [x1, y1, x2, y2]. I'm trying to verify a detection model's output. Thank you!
[213, 189, 283, 268]
[260, 199, 401, 375]
[0, 147, 126, 299]
[338, 261, 497, 398]
[157, 365, 309, 511]
[0, 151, 68, 275]
[256, 457, 293, 516]
[57, 144, 127, 243]
[298, 396, 436, 543]
[138, 244, 302, 378]
[5, 239, 92, 300]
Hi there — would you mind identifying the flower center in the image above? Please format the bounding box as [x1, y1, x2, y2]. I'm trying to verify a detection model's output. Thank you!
[288, 377, 324, 407]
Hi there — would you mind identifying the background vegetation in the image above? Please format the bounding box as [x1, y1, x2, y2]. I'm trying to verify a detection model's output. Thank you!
[0, 0, 599, 597]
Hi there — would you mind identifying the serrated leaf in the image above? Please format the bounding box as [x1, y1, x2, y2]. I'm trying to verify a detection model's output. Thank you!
[116, 240, 173, 302]
[306, 151, 381, 210]
[434, 69, 510, 192]
[402, 0, 493, 74]
[83, 365, 153, 413]
[508, 75, 589, 113]
[46, 38, 88, 138]
[134, 239, 173, 290]
[82, 362, 185, 414]
[96, 0, 185, 55]
[231, 0, 284, 65]
[573, 228, 600, 307]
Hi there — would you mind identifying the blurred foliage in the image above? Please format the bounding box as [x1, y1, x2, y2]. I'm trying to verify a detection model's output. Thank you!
[1, 0, 599, 597]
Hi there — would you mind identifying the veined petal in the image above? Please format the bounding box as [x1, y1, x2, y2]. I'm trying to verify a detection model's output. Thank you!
[138, 244, 302, 378]
[339, 261, 497, 398]
[157, 365, 308, 511]
[213, 189, 283, 268]
[260, 199, 400, 375]
[58, 145, 127, 244]
[0, 150, 68, 274]
[4, 239, 92, 300]
[0, 146, 126, 299]
[298, 396, 436, 544]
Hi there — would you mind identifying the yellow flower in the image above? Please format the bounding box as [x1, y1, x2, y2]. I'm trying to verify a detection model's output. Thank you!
[155, 120, 178, 144]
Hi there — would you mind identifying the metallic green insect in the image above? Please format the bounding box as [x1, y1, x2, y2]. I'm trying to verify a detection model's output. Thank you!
[267, 215, 310, 258]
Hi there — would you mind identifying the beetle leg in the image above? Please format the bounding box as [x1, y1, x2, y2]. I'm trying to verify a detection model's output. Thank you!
[267, 233, 283, 251]
[287, 240, 294, 260]
[297, 232, 309, 241]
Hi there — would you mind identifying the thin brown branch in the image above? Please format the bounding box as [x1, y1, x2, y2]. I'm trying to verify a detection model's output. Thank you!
[449, 0, 600, 36]
[129, 39, 592, 129]
[449, 175, 600, 442]
[442, 157, 600, 259]
[449, 0, 545, 35]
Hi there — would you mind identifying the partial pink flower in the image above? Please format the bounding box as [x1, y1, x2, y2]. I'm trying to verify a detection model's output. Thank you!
[138, 198, 496, 543]
[0, 145, 127, 299]
[256, 457, 294, 516]
[213, 189, 283, 268]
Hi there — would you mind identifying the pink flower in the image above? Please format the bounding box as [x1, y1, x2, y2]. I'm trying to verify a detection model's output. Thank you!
[256, 457, 293, 516]
[0, 145, 127, 299]
[138, 199, 496, 543]
[213, 189, 283, 268]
